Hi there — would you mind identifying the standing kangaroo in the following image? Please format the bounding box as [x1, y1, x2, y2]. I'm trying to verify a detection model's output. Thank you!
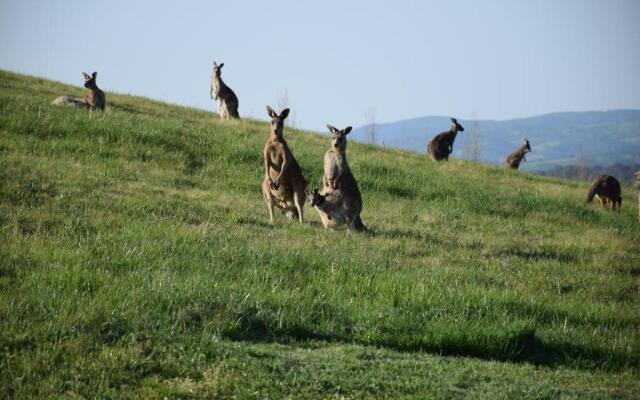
[428, 118, 464, 161]
[586, 175, 622, 211]
[634, 170, 640, 221]
[306, 125, 366, 231]
[504, 139, 532, 170]
[261, 106, 306, 224]
[210, 61, 239, 119]
[52, 72, 105, 110]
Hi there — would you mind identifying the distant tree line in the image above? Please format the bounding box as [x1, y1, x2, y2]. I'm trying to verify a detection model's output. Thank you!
[534, 162, 640, 184]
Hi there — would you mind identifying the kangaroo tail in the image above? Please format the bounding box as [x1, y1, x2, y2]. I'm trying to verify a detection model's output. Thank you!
[353, 215, 367, 232]
[427, 142, 435, 160]
[229, 105, 240, 119]
[586, 178, 601, 203]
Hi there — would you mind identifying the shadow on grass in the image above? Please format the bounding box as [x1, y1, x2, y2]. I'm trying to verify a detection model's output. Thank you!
[222, 314, 637, 372]
[365, 227, 441, 243]
[624, 266, 640, 277]
[235, 216, 324, 229]
[385, 185, 417, 199]
[494, 247, 579, 263]
[109, 102, 166, 119]
[236, 216, 273, 229]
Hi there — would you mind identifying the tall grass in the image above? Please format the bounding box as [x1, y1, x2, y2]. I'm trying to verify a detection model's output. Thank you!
[1, 70, 639, 398]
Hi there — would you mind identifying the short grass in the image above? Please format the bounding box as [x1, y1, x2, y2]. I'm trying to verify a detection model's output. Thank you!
[1, 70, 639, 399]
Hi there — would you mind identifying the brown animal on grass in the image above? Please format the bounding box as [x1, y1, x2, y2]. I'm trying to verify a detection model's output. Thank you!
[306, 124, 366, 231]
[427, 118, 464, 161]
[52, 72, 105, 110]
[504, 139, 531, 170]
[210, 61, 240, 119]
[586, 175, 622, 211]
[261, 106, 306, 224]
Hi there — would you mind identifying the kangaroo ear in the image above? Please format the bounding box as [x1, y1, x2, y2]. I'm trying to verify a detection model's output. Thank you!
[343, 126, 353, 135]
[280, 108, 290, 119]
[219, 63, 224, 68]
[266, 105, 277, 118]
[451, 117, 457, 123]
[83, 72, 90, 80]
[92, 72, 97, 79]
[326, 124, 338, 134]
[213, 61, 218, 67]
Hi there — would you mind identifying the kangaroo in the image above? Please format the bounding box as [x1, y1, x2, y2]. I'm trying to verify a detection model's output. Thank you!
[307, 125, 366, 231]
[52, 72, 105, 110]
[586, 175, 622, 211]
[428, 118, 464, 161]
[504, 139, 532, 170]
[305, 188, 355, 229]
[261, 106, 306, 224]
[635, 170, 640, 221]
[210, 61, 240, 119]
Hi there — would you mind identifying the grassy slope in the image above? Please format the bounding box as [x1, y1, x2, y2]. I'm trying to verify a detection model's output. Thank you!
[1, 70, 639, 399]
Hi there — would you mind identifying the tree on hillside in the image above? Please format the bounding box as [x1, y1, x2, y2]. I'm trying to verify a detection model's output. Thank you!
[277, 89, 296, 128]
[535, 162, 640, 184]
[576, 146, 590, 181]
[463, 113, 483, 162]
[364, 107, 378, 145]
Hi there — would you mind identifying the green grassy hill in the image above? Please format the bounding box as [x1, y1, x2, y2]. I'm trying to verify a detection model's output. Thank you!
[1, 70, 639, 399]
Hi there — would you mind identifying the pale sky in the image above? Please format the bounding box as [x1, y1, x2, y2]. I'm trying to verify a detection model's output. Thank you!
[1, 0, 639, 131]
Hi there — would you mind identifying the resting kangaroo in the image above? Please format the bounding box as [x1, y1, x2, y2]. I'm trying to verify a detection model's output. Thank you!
[52, 72, 105, 110]
[504, 139, 532, 170]
[210, 61, 240, 119]
[586, 175, 622, 211]
[428, 118, 464, 161]
[261, 106, 306, 224]
[306, 125, 366, 231]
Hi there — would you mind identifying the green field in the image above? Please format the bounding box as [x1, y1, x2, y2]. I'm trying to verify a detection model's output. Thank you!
[1, 70, 639, 398]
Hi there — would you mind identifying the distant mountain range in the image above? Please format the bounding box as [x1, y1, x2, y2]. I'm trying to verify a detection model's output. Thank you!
[351, 110, 640, 171]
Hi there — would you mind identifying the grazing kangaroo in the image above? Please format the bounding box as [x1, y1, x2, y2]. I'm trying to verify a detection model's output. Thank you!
[261, 106, 306, 224]
[586, 175, 622, 211]
[210, 61, 240, 119]
[504, 139, 532, 170]
[52, 72, 105, 110]
[428, 118, 464, 161]
[307, 125, 366, 231]
[635, 170, 640, 221]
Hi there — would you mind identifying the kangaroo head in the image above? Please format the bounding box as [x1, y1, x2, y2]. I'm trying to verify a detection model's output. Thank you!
[305, 189, 325, 207]
[83, 72, 98, 89]
[523, 139, 531, 153]
[634, 171, 640, 183]
[267, 105, 290, 137]
[450, 118, 464, 133]
[213, 61, 224, 78]
[326, 124, 352, 151]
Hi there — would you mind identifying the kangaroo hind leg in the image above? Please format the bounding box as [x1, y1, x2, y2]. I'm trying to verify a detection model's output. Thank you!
[262, 182, 276, 225]
[293, 190, 305, 224]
